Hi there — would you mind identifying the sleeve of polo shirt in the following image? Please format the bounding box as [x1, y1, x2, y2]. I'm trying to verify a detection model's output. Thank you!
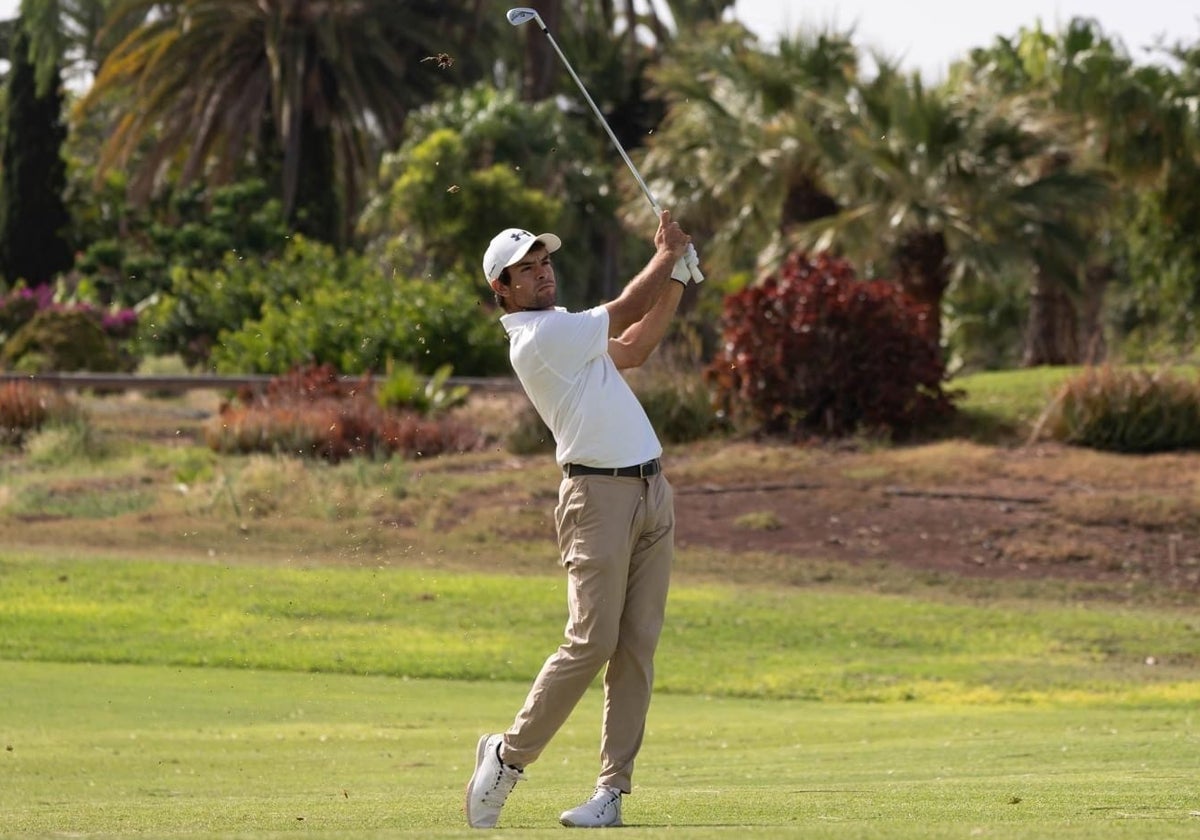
[535, 307, 610, 377]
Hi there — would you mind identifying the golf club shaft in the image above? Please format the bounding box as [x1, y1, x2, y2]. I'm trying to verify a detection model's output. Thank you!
[525, 14, 662, 217]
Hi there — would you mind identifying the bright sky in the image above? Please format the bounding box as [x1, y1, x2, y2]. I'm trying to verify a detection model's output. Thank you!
[733, 0, 1200, 79]
[0, 1, 1194, 81]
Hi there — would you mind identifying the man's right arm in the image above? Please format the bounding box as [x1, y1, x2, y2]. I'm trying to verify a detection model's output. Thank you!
[603, 210, 689, 337]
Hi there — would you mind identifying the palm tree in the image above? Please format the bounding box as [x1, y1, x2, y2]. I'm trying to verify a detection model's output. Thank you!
[638, 22, 856, 278]
[19, 0, 139, 90]
[1118, 35, 1200, 351]
[960, 18, 1188, 364]
[76, 0, 493, 247]
[796, 67, 1108, 349]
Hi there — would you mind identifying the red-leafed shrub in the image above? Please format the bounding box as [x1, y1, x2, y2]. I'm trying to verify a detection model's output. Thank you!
[208, 364, 483, 461]
[0, 381, 74, 445]
[704, 251, 957, 439]
[236, 362, 370, 407]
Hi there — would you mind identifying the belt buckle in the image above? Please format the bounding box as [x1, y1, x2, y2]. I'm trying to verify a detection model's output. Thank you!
[638, 460, 653, 478]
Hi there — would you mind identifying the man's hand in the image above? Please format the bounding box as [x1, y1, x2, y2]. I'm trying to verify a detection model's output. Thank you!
[655, 210, 690, 262]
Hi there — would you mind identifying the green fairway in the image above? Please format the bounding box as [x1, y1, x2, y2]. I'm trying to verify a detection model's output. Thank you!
[2, 660, 1197, 839]
[3, 553, 1200, 703]
[2, 551, 1200, 838]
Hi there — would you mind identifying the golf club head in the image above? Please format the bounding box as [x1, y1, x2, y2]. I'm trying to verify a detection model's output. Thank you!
[506, 7, 540, 27]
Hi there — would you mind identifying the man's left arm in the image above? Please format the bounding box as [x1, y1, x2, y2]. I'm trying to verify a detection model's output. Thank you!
[607, 279, 685, 371]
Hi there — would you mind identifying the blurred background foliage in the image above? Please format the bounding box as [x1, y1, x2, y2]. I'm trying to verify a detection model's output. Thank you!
[0, 0, 1195, 396]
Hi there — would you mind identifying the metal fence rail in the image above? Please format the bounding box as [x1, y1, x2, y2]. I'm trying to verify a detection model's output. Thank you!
[0, 371, 520, 394]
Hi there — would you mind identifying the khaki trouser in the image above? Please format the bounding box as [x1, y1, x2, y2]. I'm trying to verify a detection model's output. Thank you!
[502, 471, 674, 794]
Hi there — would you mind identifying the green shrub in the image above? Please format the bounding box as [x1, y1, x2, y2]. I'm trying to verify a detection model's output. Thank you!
[24, 415, 105, 464]
[211, 269, 507, 376]
[0, 381, 75, 445]
[0, 286, 40, 341]
[0, 308, 131, 372]
[506, 400, 555, 456]
[376, 362, 469, 416]
[149, 235, 508, 376]
[142, 235, 339, 367]
[633, 373, 727, 444]
[705, 251, 956, 439]
[1036, 366, 1200, 453]
[75, 179, 290, 309]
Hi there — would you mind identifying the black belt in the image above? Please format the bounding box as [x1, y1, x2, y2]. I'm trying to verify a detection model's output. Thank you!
[564, 459, 661, 479]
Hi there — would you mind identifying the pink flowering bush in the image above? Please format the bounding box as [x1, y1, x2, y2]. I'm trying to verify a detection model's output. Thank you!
[0, 284, 140, 372]
[0, 284, 138, 342]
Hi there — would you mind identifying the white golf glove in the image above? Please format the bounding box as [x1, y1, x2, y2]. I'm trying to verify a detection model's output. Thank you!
[671, 255, 692, 283]
[671, 244, 704, 285]
[685, 243, 704, 284]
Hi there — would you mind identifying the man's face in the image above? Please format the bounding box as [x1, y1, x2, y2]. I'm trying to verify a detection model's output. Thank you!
[495, 244, 556, 312]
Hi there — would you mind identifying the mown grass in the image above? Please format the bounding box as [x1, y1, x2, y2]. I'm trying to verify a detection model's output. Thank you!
[2, 371, 1199, 837]
[3, 660, 1198, 839]
[3, 552, 1198, 704]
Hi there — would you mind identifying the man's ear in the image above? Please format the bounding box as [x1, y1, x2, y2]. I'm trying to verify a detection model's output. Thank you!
[488, 277, 508, 298]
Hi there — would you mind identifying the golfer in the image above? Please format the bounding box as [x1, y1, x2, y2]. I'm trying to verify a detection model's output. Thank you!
[465, 211, 695, 828]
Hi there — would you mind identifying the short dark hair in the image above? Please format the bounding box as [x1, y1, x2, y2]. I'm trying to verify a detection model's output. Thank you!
[494, 268, 511, 308]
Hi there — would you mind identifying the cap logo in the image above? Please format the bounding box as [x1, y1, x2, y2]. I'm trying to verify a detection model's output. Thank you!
[483, 228, 560, 282]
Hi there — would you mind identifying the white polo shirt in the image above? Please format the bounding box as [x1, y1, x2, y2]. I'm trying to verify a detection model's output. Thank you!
[500, 306, 662, 469]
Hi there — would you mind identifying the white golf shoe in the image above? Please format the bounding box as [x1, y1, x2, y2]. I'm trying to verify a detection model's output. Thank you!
[559, 785, 623, 828]
[464, 734, 523, 828]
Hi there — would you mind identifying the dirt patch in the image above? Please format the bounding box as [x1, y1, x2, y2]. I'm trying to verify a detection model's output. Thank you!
[669, 443, 1200, 595]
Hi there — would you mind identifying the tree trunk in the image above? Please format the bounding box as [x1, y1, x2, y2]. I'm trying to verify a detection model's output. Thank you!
[780, 175, 838, 229]
[893, 230, 948, 347]
[1078, 263, 1111, 364]
[1022, 266, 1080, 366]
[595, 223, 621, 303]
[523, 0, 562, 101]
[291, 110, 342, 248]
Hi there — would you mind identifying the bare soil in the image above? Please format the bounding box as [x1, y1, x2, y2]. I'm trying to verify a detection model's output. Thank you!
[11, 390, 1199, 602]
[665, 440, 1200, 597]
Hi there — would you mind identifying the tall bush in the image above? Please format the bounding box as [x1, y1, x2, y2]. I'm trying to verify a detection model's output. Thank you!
[143, 235, 337, 366]
[0, 26, 73, 290]
[1036, 366, 1200, 453]
[73, 179, 290, 309]
[705, 251, 956, 439]
[146, 236, 507, 376]
[209, 248, 507, 377]
[0, 381, 74, 445]
[0, 307, 133, 373]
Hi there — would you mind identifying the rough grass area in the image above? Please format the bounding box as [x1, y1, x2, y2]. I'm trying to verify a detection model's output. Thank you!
[2, 380, 1199, 606]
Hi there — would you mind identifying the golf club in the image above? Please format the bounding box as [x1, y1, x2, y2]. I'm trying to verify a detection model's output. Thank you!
[506, 6, 661, 216]
[506, 4, 700, 284]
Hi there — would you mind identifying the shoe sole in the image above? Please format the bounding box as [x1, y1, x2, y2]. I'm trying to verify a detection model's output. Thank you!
[464, 733, 494, 828]
[559, 805, 623, 828]
[559, 816, 624, 828]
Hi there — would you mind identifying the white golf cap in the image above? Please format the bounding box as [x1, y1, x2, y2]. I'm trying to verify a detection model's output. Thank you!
[482, 228, 562, 282]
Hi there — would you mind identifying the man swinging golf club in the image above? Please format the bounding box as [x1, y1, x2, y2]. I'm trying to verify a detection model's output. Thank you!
[464, 211, 702, 828]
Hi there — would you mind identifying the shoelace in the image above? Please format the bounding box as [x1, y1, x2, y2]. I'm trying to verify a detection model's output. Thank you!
[590, 787, 620, 813]
[480, 762, 523, 807]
